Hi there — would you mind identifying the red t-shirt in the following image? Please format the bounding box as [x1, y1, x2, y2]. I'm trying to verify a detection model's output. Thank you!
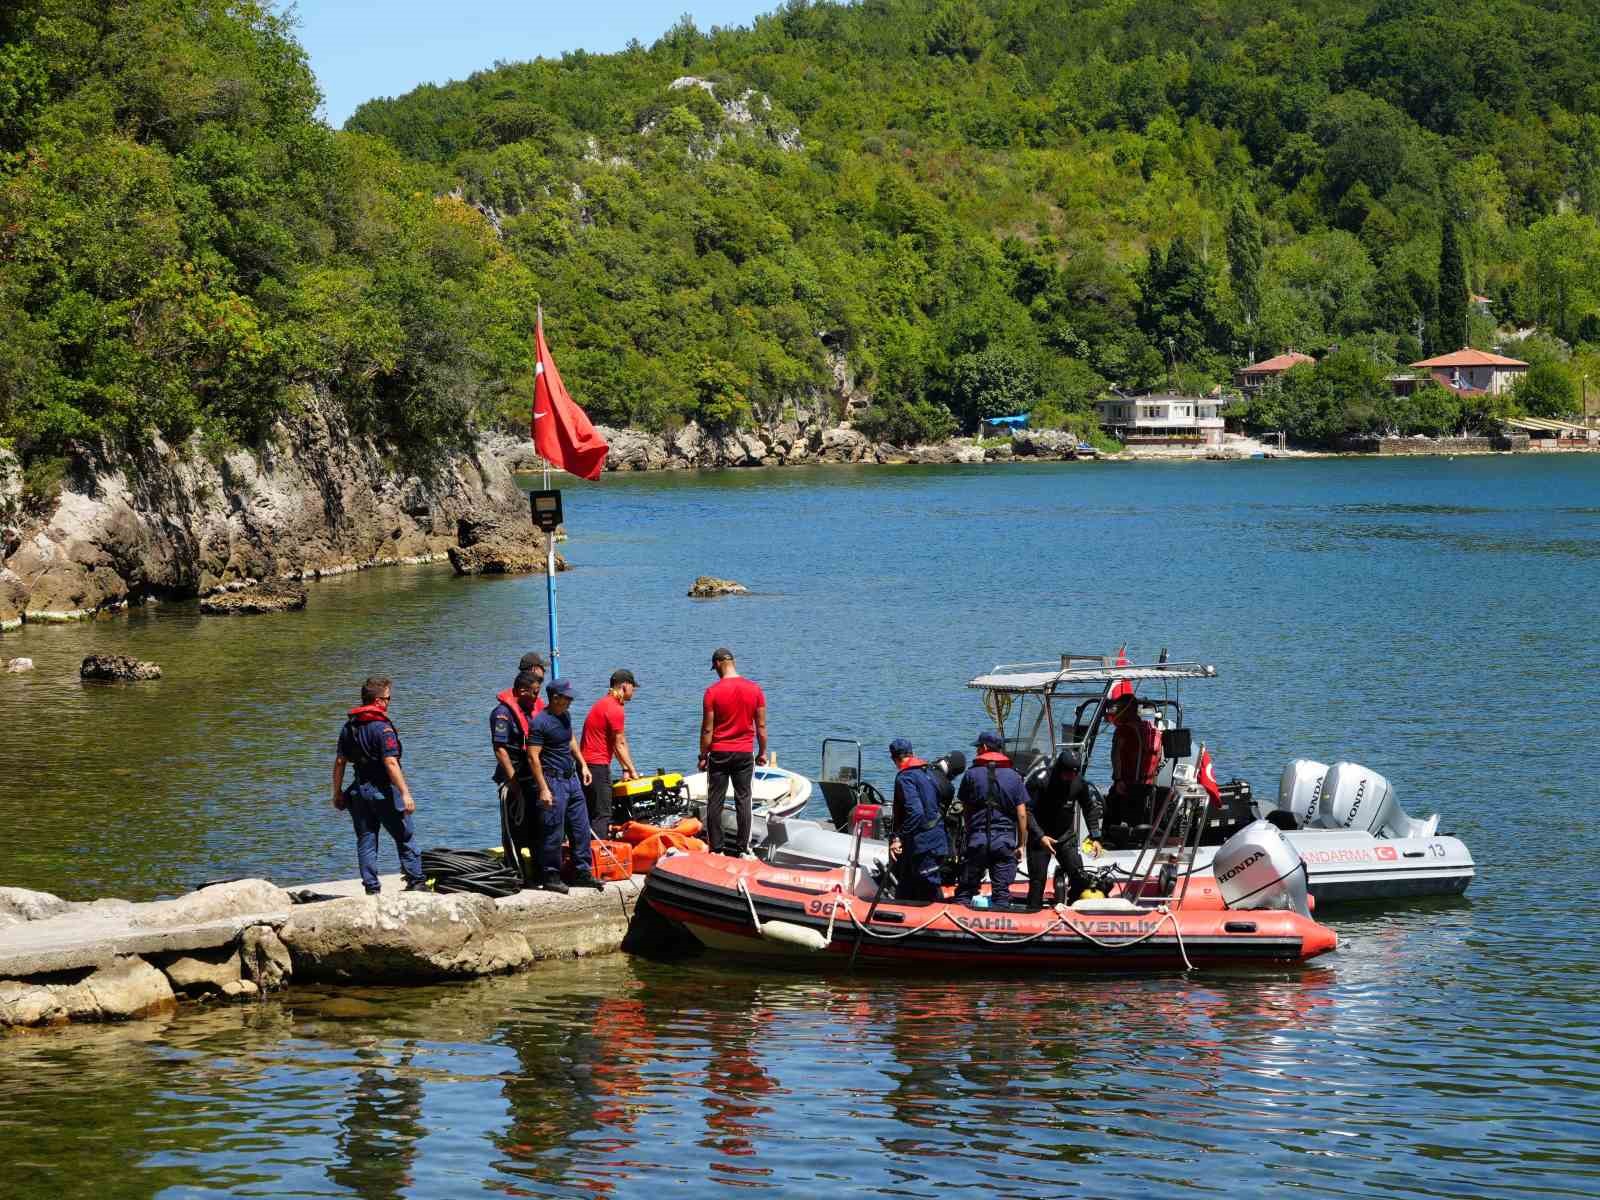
[580, 693, 625, 766]
[704, 676, 765, 753]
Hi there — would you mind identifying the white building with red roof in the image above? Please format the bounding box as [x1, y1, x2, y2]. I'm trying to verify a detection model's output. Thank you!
[1410, 348, 1528, 396]
[1235, 351, 1316, 394]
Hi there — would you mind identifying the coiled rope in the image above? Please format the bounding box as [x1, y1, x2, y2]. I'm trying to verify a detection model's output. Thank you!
[419, 847, 523, 898]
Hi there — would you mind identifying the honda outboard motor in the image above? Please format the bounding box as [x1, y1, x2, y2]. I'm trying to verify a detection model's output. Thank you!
[1318, 761, 1439, 838]
[1213, 820, 1312, 918]
[1276, 760, 1328, 828]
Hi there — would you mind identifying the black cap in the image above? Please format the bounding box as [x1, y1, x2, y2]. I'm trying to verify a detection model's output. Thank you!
[1056, 748, 1082, 773]
[975, 731, 1004, 751]
[889, 737, 913, 758]
[610, 668, 636, 688]
[518, 652, 546, 673]
[711, 647, 734, 664]
[546, 678, 574, 699]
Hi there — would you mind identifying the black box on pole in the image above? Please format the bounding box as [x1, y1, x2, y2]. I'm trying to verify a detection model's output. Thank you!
[530, 489, 563, 533]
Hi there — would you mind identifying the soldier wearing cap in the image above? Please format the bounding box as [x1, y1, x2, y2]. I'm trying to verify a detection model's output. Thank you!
[888, 738, 948, 901]
[699, 647, 768, 857]
[1025, 748, 1103, 909]
[517, 653, 548, 716]
[580, 669, 640, 832]
[527, 678, 601, 892]
[953, 731, 1028, 908]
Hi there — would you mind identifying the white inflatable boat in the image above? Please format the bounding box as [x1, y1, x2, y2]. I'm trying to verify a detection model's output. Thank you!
[684, 764, 813, 842]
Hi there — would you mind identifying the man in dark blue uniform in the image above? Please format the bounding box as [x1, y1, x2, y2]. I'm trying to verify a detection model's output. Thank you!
[888, 738, 948, 901]
[491, 669, 542, 884]
[953, 731, 1028, 909]
[332, 675, 425, 894]
[527, 678, 602, 893]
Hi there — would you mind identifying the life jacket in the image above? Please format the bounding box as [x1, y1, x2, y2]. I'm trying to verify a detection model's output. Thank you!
[343, 704, 400, 789]
[967, 754, 1020, 841]
[1112, 717, 1162, 786]
[495, 689, 533, 739]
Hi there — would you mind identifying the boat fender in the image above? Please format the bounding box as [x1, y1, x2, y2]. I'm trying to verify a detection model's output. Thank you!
[759, 920, 830, 952]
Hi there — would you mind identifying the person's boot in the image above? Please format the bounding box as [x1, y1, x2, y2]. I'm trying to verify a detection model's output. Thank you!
[541, 876, 569, 895]
[571, 873, 604, 891]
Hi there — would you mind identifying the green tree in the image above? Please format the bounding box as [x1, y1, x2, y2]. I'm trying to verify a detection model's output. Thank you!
[1514, 362, 1577, 418]
[1136, 237, 1227, 374]
[1436, 216, 1468, 352]
[926, 1, 989, 64]
[949, 347, 1038, 430]
[1226, 196, 1264, 359]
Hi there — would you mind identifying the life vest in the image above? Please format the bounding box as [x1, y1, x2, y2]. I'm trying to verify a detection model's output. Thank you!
[495, 689, 533, 739]
[343, 705, 401, 789]
[1112, 718, 1162, 786]
[618, 817, 703, 845]
[631, 830, 709, 874]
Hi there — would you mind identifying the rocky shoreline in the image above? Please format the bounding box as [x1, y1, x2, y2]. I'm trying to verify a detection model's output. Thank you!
[0, 384, 531, 631]
[0, 875, 650, 1029]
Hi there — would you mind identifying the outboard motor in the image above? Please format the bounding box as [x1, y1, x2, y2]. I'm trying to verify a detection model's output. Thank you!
[1318, 761, 1439, 838]
[1276, 760, 1328, 829]
[1213, 820, 1312, 918]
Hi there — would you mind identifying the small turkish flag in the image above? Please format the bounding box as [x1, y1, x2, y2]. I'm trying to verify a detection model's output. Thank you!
[532, 311, 608, 481]
[1197, 748, 1221, 807]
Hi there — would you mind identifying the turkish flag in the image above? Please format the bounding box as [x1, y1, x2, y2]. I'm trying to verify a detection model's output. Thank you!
[532, 312, 608, 481]
[1108, 645, 1132, 699]
[1197, 748, 1221, 807]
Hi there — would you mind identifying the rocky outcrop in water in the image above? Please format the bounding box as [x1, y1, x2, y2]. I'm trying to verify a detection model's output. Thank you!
[688, 576, 749, 598]
[0, 385, 526, 629]
[198, 580, 308, 616]
[80, 654, 162, 681]
[4, 657, 31, 673]
[447, 512, 571, 576]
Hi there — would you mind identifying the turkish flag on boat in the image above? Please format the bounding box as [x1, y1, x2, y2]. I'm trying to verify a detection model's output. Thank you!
[1197, 748, 1221, 807]
[1108, 645, 1132, 699]
[532, 311, 608, 481]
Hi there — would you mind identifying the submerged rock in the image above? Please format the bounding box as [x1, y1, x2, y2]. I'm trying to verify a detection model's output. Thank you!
[198, 580, 308, 616]
[4, 657, 32, 673]
[240, 925, 293, 991]
[688, 576, 749, 598]
[80, 654, 161, 681]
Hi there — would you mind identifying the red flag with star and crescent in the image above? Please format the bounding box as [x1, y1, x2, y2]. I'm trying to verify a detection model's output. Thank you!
[1197, 748, 1221, 807]
[532, 311, 608, 481]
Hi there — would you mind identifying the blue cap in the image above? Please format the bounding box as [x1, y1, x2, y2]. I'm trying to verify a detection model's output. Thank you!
[546, 678, 574, 699]
[975, 731, 1004, 750]
[888, 737, 914, 758]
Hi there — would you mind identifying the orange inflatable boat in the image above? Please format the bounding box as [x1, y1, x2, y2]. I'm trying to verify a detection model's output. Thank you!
[642, 853, 1336, 971]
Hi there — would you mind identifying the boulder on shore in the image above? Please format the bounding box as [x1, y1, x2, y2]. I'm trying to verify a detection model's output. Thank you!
[80, 654, 161, 681]
[688, 576, 749, 598]
[198, 580, 307, 616]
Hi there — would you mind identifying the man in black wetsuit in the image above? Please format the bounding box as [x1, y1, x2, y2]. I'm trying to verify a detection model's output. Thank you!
[1024, 749, 1104, 909]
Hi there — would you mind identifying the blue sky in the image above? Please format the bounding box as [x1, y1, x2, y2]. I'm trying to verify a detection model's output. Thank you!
[284, 2, 780, 128]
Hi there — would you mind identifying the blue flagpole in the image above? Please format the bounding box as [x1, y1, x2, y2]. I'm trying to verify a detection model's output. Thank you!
[543, 458, 560, 680]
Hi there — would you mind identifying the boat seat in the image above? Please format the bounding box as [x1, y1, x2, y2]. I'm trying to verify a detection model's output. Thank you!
[818, 780, 857, 831]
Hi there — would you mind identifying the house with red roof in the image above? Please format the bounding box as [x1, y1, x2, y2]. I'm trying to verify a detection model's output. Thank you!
[1235, 351, 1315, 394]
[1409, 348, 1528, 396]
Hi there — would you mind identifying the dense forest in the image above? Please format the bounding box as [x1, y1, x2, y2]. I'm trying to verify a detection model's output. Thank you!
[6, 0, 1600, 486]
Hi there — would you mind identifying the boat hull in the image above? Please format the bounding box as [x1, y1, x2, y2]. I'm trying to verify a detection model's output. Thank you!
[642, 855, 1336, 971]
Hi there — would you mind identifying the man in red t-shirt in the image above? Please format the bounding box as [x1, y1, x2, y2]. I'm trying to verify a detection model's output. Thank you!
[580, 668, 639, 832]
[699, 647, 768, 857]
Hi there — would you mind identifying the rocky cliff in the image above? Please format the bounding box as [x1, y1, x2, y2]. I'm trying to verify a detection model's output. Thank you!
[0, 386, 527, 630]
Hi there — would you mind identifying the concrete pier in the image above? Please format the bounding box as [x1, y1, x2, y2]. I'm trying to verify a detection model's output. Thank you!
[0, 873, 645, 1029]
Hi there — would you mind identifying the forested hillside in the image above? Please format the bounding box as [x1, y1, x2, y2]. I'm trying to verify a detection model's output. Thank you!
[0, 0, 540, 492]
[346, 0, 1600, 441]
[6, 0, 1600, 480]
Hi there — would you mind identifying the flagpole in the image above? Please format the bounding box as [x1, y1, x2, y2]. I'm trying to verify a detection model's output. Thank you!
[536, 303, 560, 680]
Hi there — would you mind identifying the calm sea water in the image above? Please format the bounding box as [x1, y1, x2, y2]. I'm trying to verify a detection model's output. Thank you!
[3, 456, 1599, 1197]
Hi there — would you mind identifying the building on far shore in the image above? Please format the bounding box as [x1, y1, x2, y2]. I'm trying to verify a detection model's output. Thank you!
[1392, 347, 1529, 398]
[1235, 351, 1315, 395]
[1097, 390, 1228, 447]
